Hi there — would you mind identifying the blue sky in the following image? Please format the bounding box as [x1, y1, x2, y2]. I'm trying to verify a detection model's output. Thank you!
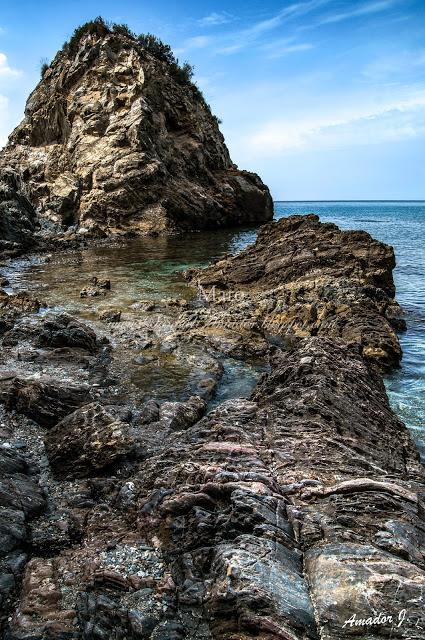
[1, 0, 424, 199]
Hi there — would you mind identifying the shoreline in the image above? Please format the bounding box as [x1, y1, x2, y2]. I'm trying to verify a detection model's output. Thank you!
[1, 213, 424, 638]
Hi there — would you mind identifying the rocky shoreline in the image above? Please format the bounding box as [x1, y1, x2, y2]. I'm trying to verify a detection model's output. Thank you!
[1, 214, 424, 639]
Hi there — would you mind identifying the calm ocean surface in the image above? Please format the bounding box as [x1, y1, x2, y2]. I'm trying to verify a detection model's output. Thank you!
[274, 202, 425, 460]
[7, 201, 425, 459]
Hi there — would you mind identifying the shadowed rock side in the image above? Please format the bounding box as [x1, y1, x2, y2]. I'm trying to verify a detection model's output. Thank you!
[0, 169, 37, 256]
[184, 214, 405, 369]
[0, 29, 272, 240]
[0, 215, 424, 639]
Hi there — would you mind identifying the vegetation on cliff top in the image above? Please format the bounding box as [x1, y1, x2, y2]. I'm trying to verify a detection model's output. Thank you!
[61, 17, 197, 92]
[38, 17, 221, 121]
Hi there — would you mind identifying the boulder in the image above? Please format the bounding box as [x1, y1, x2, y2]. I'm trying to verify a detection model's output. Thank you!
[45, 402, 136, 478]
[0, 376, 90, 427]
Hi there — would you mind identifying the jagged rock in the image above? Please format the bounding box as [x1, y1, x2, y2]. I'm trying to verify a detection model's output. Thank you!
[159, 396, 206, 430]
[0, 289, 44, 314]
[0, 25, 272, 238]
[8, 557, 75, 638]
[0, 168, 37, 255]
[45, 402, 136, 478]
[91, 276, 111, 289]
[124, 338, 424, 639]
[80, 286, 105, 298]
[185, 214, 403, 368]
[0, 376, 90, 427]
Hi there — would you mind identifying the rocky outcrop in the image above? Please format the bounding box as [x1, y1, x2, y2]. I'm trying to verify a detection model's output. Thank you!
[184, 214, 404, 368]
[0, 23, 272, 239]
[3, 337, 423, 640]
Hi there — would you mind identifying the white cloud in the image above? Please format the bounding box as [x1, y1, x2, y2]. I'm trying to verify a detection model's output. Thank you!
[245, 95, 425, 154]
[0, 52, 22, 78]
[363, 49, 425, 80]
[212, 0, 330, 55]
[318, 0, 395, 25]
[198, 12, 234, 27]
[184, 35, 211, 49]
[174, 35, 212, 55]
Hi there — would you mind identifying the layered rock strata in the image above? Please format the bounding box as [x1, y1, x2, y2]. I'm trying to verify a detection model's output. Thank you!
[0, 215, 423, 639]
[0, 28, 272, 239]
[184, 214, 404, 369]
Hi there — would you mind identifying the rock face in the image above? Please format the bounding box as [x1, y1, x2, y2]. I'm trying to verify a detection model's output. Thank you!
[184, 214, 404, 368]
[0, 24, 272, 238]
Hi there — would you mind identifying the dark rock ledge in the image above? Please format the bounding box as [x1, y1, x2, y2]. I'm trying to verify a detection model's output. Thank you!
[0, 215, 423, 640]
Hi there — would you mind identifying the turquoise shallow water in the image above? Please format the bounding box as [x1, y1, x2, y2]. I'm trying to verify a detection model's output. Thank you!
[6, 202, 425, 458]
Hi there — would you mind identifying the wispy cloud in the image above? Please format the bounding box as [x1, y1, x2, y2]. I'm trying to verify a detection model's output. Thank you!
[198, 12, 234, 27]
[0, 52, 22, 78]
[264, 41, 315, 59]
[318, 0, 395, 25]
[213, 0, 330, 55]
[246, 94, 425, 154]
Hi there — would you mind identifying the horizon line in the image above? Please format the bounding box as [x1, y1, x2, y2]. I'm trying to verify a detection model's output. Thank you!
[274, 200, 425, 203]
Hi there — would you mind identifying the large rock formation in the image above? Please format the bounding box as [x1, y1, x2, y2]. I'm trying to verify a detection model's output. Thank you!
[0, 21, 272, 238]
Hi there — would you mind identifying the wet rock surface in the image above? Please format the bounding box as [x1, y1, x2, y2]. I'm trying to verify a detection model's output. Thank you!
[0, 214, 424, 639]
[0, 28, 272, 242]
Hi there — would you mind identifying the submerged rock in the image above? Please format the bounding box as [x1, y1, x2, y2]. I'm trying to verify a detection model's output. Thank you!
[0, 21, 272, 239]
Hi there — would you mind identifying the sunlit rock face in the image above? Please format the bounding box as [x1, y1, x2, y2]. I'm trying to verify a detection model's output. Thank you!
[0, 29, 272, 237]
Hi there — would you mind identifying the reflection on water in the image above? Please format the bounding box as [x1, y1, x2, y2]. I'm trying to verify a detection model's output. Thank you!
[4, 202, 425, 458]
[5, 227, 258, 319]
